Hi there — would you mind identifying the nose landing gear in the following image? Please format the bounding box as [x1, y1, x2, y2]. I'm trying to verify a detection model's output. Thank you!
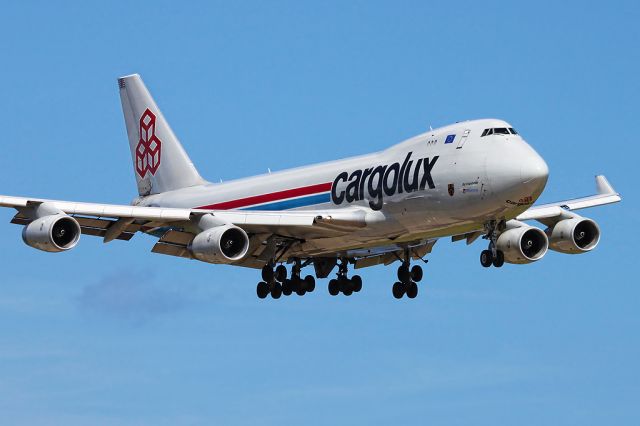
[480, 220, 505, 268]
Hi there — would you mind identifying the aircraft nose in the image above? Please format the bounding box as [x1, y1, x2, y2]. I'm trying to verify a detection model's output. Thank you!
[520, 152, 549, 193]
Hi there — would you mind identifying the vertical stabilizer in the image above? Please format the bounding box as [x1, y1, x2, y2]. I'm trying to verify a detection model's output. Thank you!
[118, 74, 207, 196]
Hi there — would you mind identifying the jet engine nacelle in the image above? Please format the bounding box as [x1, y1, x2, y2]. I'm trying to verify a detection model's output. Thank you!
[189, 224, 250, 264]
[547, 217, 600, 254]
[496, 225, 548, 264]
[22, 214, 81, 253]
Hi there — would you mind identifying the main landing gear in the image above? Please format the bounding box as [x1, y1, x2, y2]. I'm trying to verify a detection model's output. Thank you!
[392, 261, 423, 299]
[480, 221, 505, 268]
[256, 255, 427, 299]
[328, 259, 362, 296]
[257, 260, 316, 299]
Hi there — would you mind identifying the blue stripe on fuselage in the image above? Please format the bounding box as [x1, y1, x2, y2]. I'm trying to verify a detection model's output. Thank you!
[242, 193, 331, 211]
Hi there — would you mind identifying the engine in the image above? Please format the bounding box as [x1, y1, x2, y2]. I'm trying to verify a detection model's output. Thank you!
[547, 217, 600, 254]
[496, 225, 548, 264]
[189, 224, 250, 264]
[22, 214, 81, 253]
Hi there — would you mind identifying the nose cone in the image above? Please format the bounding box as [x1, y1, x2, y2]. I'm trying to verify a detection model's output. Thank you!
[520, 153, 549, 189]
[485, 142, 549, 208]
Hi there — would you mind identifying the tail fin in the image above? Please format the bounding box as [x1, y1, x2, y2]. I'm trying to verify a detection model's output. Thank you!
[118, 74, 207, 196]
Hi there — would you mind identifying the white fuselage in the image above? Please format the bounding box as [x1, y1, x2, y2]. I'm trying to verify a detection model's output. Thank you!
[137, 118, 549, 256]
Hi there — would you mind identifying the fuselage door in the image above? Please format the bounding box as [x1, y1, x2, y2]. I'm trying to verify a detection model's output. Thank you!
[456, 129, 471, 149]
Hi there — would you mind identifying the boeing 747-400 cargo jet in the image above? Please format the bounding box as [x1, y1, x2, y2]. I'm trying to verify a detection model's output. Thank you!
[0, 74, 622, 299]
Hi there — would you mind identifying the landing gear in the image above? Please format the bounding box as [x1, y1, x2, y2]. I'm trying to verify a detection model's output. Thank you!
[275, 265, 287, 282]
[480, 250, 493, 268]
[411, 265, 423, 282]
[271, 282, 282, 299]
[492, 250, 505, 267]
[407, 282, 418, 299]
[257, 281, 270, 299]
[392, 282, 404, 299]
[328, 258, 363, 296]
[257, 259, 316, 299]
[392, 249, 423, 299]
[480, 220, 505, 268]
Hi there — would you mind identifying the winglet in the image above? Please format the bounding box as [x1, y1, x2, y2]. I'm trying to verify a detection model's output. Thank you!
[595, 175, 616, 195]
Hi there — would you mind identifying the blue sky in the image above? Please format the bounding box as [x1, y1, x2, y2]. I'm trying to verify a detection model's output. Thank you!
[0, 1, 638, 424]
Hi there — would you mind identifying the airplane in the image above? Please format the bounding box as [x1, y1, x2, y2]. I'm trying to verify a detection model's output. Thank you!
[0, 74, 622, 299]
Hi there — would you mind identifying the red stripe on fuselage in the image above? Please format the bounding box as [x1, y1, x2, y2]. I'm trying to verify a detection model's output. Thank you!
[196, 182, 333, 210]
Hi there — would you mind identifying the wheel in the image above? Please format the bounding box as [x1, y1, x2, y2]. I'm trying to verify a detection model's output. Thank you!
[343, 288, 353, 296]
[480, 250, 493, 267]
[295, 279, 306, 296]
[397, 264, 411, 283]
[304, 275, 316, 292]
[257, 281, 270, 299]
[392, 282, 404, 299]
[282, 279, 293, 296]
[351, 275, 362, 292]
[328, 279, 340, 296]
[289, 277, 299, 292]
[406, 282, 418, 299]
[338, 276, 351, 293]
[261, 265, 274, 282]
[410, 265, 423, 282]
[275, 265, 287, 282]
[271, 282, 282, 299]
[493, 250, 505, 268]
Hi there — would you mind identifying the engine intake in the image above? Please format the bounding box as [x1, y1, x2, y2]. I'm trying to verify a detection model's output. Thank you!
[496, 226, 548, 264]
[189, 224, 250, 264]
[548, 217, 600, 254]
[22, 214, 81, 252]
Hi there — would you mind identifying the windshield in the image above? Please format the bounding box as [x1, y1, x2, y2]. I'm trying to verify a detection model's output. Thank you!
[481, 127, 519, 137]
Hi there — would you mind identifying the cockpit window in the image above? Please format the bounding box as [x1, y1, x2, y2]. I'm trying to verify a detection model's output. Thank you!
[482, 127, 519, 137]
[482, 128, 513, 136]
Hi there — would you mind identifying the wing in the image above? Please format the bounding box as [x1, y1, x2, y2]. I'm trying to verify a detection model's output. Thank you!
[0, 194, 372, 267]
[516, 175, 621, 225]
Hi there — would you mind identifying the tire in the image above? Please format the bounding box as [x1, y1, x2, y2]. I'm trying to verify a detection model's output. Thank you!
[397, 264, 411, 283]
[261, 265, 274, 282]
[271, 282, 282, 299]
[406, 282, 418, 299]
[275, 265, 287, 282]
[338, 277, 350, 293]
[328, 279, 340, 296]
[392, 282, 404, 299]
[290, 277, 300, 292]
[480, 250, 493, 268]
[493, 250, 505, 268]
[410, 265, 423, 282]
[282, 279, 293, 296]
[304, 275, 316, 292]
[343, 289, 353, 296]
[257, 281, 270, 299]
[351, 275, 362, 292]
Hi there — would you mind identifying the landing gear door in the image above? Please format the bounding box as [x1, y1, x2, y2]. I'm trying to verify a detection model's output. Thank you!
[456, 129, 470, 149]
